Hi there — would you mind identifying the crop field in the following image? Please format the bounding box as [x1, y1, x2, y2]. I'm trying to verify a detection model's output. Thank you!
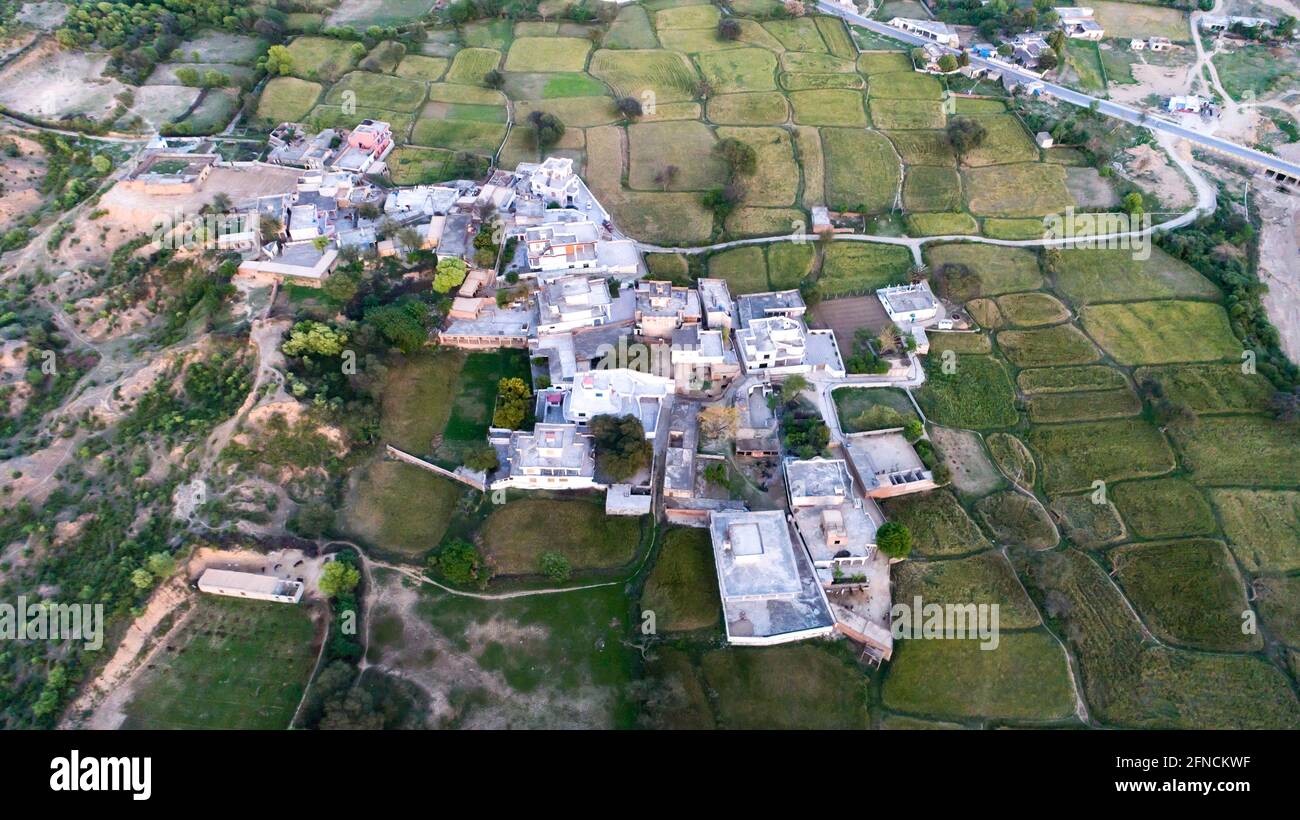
[821, 128, 899, 213]
[893, 552, 1040, 628]
[707, 91, 789, 124]
[640, 527, 721, 633]
[447, 47, 503, 84]
[1026, 388, 1142, 423]
[629, 120, 725, 190]
[287, 36, 361, 82]
[880, 489, 993, 557]
[708, 246, 769, 294]
[1090, 0, 1190, 42]
[1212, 489, 1300, 575]
[1132, 364, 1274, 415]
[438, 349, 530, 460]
[963, 163, 1073, 217]
[1026, 419, 1176, 494]
[766, 242, 815, 288]
[254, 77, 323, 123]
[885, 130, 955, 165]
[697, 48, 780, 93]
[902, 165, 961, 212]
[325, 71, 428, 111]
[716, 127, 799, 207]
[1080, 301, 1241, 365]
[1110, 539, 1260, 652]
[870, 98, 945, 130]
[1169, 416, 1300, 488]
[986, 432, 1036, 488]
[867, 70, 943, 100]
[481, 498, 642, 575]
[916, 354, 1019, 430]
[954, 114, 1039, 167]
[504, 36, 592, 72]
[789, 88, 868, 126]
[907, 212, 978, 236]
[1051, 493, 1127, 548]
[928, 331, 992, 355]
[995, 292, 1069, 327]
[1017, 365, 1128, 394]
[1111, 478, 1218, 540]
[816, 241, 911, 297]
[997, 323, 1101, 368]
[120, 597, 320, 730]
[882, 631, 1075, 722]
[395, 55, 449, 80]
[974, 490, 1058, 549]
[699, 645, 871, 729]
[1052, 248, 1220, 305]
[927, 244, 1042, 297]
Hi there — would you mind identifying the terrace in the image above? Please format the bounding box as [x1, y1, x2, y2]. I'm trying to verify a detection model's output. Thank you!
[843, 430, 937, 499]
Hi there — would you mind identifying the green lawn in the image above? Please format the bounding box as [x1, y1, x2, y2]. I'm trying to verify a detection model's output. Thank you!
[834, 386, 919, 433]
[1080, 301, 1241, 365]
[915, 354, 1019, 430]
[816, 241, 911, 297]
[880, 489, 993, 557]
[482, 497, 642, 575]
[640, 527, 721, 632]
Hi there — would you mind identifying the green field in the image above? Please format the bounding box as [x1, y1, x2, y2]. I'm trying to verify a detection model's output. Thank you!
[834, 386, 920, 433]
[324, 71, 428, 112]
[700, 645, 871, 729]
[1112, 478, 1218, 540]
[447, 47, 503, 85]
[438, 349, 531, 459]
[255, 76, 323, 123]
[1080, 301, 1241, 365]
[816, 241, 911, 297]
[482, 497, 642, 575]
[916, 354, 1019, 430]
[1026, 388, 1142, 423]
[927, 244, 1043, 297]
[886, 129, 955, 166]
[1051, 493, 1128, 548]
[1169, 417, 1300, 488]
[1052, 248, 1221, 305]
[1017, 365, 1128, 394]
[504, 36, 592, 72]
[640, 527, 721, 632]
[997, 323, 1101, 368]
[1132, 364, 1274, 415]
[1212, 489, 1300, 575]
[995, 292, 1070, 327]
[893, 552, 1041, 629]
[963, 163, 1073, 217]
[974, 490, 1058, 549]
[881, 489, 993, 557]
[1026, 419, 1176, 494]
[902, 165, 961, 212]
[821, 128, 900, 212]
[287, 36, 361, 82]
[789, 88, 868, 126]
[706, 91, 790, 125]
[708, 245, 769, 294]
[986, 432, 1036, 488]
[121, 597, 320, 729]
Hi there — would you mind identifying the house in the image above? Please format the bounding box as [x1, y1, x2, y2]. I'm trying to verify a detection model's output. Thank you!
[707, 510, 836, 646]
[1201, 15, 1275, 33]
[1166, 95, 1207, 114]
[1036, 131, 1055, 149]
[888, 17, 960, 47]
[1062, 18, 1104, 40]
[237, 243, 340, 287]
[440, 303, 534, 350]
[877, 282, 941, 327]
[523, 156, 582, 205]
[635, 280, 701, 339]
[736, 289, 806, 328]
[121, 152, 217, 195]
[664, 447, 695, 498]
[735, 316, 810, 374]
[490, 423, 597, 490]
[670, 324, 740, 393]
[1145, 36, 1176, 52]
[1053, 6, 1094, 20]
[563, 368, 672, 436]
[842, 429, 938, 499]
[536, 274, 614, 333]
[267, 126, 337, 169]
[332, 119, 394, 173]
[383, 185, 459, 223]
[524, 220, 600, 274]
[697, 278, 736, 330]
[197, 568, 304, 604]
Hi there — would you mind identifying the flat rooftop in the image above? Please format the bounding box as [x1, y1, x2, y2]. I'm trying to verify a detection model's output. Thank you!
[198, 568, 302, 597]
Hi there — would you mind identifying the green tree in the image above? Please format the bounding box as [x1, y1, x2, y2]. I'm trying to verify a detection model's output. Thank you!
[319, 560, 361, 597]
[590, 414, 651, 480]
[263, 44, 294, 77]
[937, 54, 958, 73]
[433, 257, 469, 293]
[283, 320, 348, 357]
[714, 137, 757, 178]
[780, 374, 810, 403]
[946, 118, 988, 161]
[430, 539, 492, 588]
[539, 551, 571, 582]
[876, 521, 913, 559]
[464, 443, 500, 472]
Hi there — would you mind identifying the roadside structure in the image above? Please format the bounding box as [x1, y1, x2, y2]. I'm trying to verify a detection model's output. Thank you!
[197, 569, 304, 604]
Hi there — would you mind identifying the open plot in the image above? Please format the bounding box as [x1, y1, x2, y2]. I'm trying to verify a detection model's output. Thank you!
[1111, 539, 1259, 652]
[928, 331, 992, 354]
[1026, 419, 1176, 494]
[309, 105, 414, 139]
[781, 72, 864, 90]
[927, 244, 1042, 297]
[725, 207, 806, 237]
[880, 489, 994, 556]
[1256, 576, 1300, 648]
[1051, 493, 1127, 548]
[716, 126, 799, 207]
[795, 126, 824, 207]
[1212, 489, 1300, 575]
[963, 163, 1073, 218]
[706, 91, 789, 124]
[640, 527, 721, 633]
[820, 128, 899, 212]
[902, 165, 961, 212]
[928, 426, 1004, 497]
[767, 242, 815, 289]
[462, 18, 513, 50]
[953, 97, 1005, 115]
[815, 15, 856, 59]
[604, 5, 659, 50]
[1214, 43, 1300, 100]
[427, 83, 508, 105]
[885, 130, 956, 165]
[519, 96, 618, 128]
[954, 114, 1038, 167]
[701, 645, 870, 729]
[1132, 364, 1274, 415]
[708, 246, 769, 295]
[916, 354, 1019, 430]
[504, 36, 593, 72]
[482, 497, 641, 575]
[120, 597, 319, 730]
[780, 51, 855, 73]
[396, 55, 449, 81]
[345, 458, 462, 556]
[995, 292, 1069, 327]
[1052, 248, 1221, 305]
[438, 349, 530, 456]
[589, 49, 700, 103]
[834, 386, 920, 433]
[0, 45, 124, 121]
[410, 118, 506, 154]
[982, 218, 1047, 240]
[883, 630, 1075, 722]
[585, 125, 714, 244]
[324, 71, 428, 112]
[287, 36, 360, 82]
[816, 241, 911, 298]
[446, 48, 503, 85]
[1090, 0, 1190, 41]
[1112, 478, 1217, 540]
[181, 89, 240, 133]
[997, 323, 1101, 368]
[1080, 301, 1241, 365]
[655, 3, 721, 29]
[857, 51, 912, 74]
[1027, 388, 1142, 423]
[255, 77, 323, 123]
[1018, 365, 1127, 394]
[1169, 417, 1300, 488]
[868, 70, 943, 100]
[504, 72, 609, 99]
[174, 30, 268, 64]
[387, 146, 476, 185]
[762, 18, 827, 52]
[327, 0, 435, 27]
[974, 490, 1058, 549]
[893, 552, 1041, 628]
[986, 432, 1036, 489]
[789, 89, 868, 126]
[870, 98, 945, 130]
[907, 213, 978, 236]
[628, 120, 725, 190]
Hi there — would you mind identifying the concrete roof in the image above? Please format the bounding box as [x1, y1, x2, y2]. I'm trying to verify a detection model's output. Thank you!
[198, 568, 302, 597]
[736, 289, 806, 328]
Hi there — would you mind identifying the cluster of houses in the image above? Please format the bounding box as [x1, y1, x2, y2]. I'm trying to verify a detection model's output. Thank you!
[891, 8, 1111, 78]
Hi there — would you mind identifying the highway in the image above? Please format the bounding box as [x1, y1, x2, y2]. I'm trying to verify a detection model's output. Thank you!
[816, 2, 1300, 183]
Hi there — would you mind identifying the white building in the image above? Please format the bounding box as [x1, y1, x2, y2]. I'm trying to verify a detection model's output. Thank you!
[735, 316, 810, 374]
[524, 220, 601, 274]
[736, 289, 806, 328]
[697, 278, 736, 330]
[524, 156, 582, 206]
[635, 280, 701, 339]
[888, 17, 959, 47]
[707, 510, 835, 646]
[877, 281, 940, 327]
[1061, 18, 1104, 39]
[563, 368, 672, 437]
[197, 568, 304, 603]
[536, 274, 614, 333]
[1166, 95, 1207, 113]
[490, 423, 597, 491]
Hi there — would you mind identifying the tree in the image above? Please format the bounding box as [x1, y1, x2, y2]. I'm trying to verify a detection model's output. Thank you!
[364, 301, 428, 354]
[903, 419, 924, 443]
[876, 521, 913, 559]
[91, 154, 112, 175]
[780, 374, 810, 403]
[717, 18, 741, 41]
[430, 539, 492, 588]
[698, 404, 740, 439]
[947, 118, 988, 160]
[145, 552, 176, 579]
[615, 96, 643, 119]
[283, 320, 348, 357]
[483, 69, 504, 88]
[464, 444, 500, 472]
[527, 110, 566, 149]
[1047, 29, 1067, 56]
[1122, 191, 1145, 216]
[433, 257, 469, 293]
[539, 551, 571, 582]
[715, 138, 757, 178]
[937, 54, 958, 73]
[1036, 50, 1058, 71]
[492, 377, 532, 429]
[292, 501, 337, 537]
[262, 44, 293, 76]
[590, 414, 651, 481]
[653, 164, 680, 191]
[131, 568, 154, 590]
[319, 559, 361, 597]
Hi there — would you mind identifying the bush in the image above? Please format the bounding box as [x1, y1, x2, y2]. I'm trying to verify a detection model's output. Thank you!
[430, 538, 492, 588]
[877, 521, 913, 559]
[539, 551, 571, 582]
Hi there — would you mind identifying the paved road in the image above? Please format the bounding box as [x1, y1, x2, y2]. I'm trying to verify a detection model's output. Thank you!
[818, 2, 1300, 182]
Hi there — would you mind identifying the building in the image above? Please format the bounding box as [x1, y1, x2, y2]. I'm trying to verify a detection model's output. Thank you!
[1053, 6, 1094, 19]
[490, 423, 597, 490]
[1166, 95, 1207, 114]
[635, 280, 701, 339]
[735, 316, 810, 374]
[877, 281, 941, 327]
[842, 429, 938, 499]
[697, 278, 736, 330]
[332, 119, 394, 173]
[524, 156, 582, 205]
[664, 446, 695, 498]
[1060, 13, 1104, 40]
[536, 274, 614, 333]
[237, 243, 340, 287]
[1201, 15, 1275, 32]
[197, 568, 304, 603]
[1036, 131, 1055, 149]
[440, 304, 534, 350]
[383, 185, 459, 222]
[888, 17, 959, 47]
[707, 510, 835, 646]
[267, 125, 337, 169]
[736, 289, 806, 328]
[670, 325, 740, 394]
[524, 220, 600, 274]
[1132, 36, 1176, 52]
[121, 153, 217, 195]
[563, 368, 671, 436]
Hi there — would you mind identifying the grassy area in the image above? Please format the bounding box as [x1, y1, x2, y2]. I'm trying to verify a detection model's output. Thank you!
[915, 354, 1020, 430]
[883, 631, 1075, 722]
[974, 490, 1058, 549]
[1111, 478, 1217, 540]
[880, 489, 992, 557]
[287, 35, 360, 82]
[706, 91, 789, 125]
[834, 386, 919, 432]
[1027, 388, 1142, 423]
[715, 126, 799, 207]
[1169, 417, 1300, 488]
[995, 292, 1069, 327]
[120, 597, 320, 729]
[1080, 301, 1241, 366]
[255, 76, 323, 123]
[697, 47, 780, 94]
[439, 349, 530, 457]
[954, 114, 1038, 167]
[1018, 365, 1128, 394]
[1052, 248, 1220, 305]
[1090, 0, 1191, 42]
[1050, 493, 1127, 548]
[766, 242, 815, 289]
[1256, 576, 1300, 648]
[982, 218, 1048, 240]
[708, 245, 769, 294]
[870, 98, 945, 129]
[816, 240, 911, 297]
[1211, 489, 1300, 575]
[629, 120, 725, 190]
[820, 128, 900, 213]
[1026, 419, 1176, 494]
[1111, 539, 1260, 652]
[589, 48, 700, 103]
[997, 323, 1101, 368]
[963, 163, 1073, 218]
[893, 552, 1040, 628]
[789, 88, 868, 126]
[380, 350, 463, 454]
[1132, 364, 1274, 415]
[1214, 43, 1300, 100]
[640, 527, 720, 632]
[986, 432, 1035, 488]
[605, 5, 660, 50]
[902, 165, 961, 211]
[504, 36, 592, 72]
[481, 497, 642, 575]
[868, 70, 943, 100]
[929, 426, 1005, 498]
[700, 645, 870, 729]
[927, 244, 1042, 297]
[396, 54, 449, 81]
[344, 458, 463, 557]
[324, 70, 428, 112]
[907, 212, 978, 236]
